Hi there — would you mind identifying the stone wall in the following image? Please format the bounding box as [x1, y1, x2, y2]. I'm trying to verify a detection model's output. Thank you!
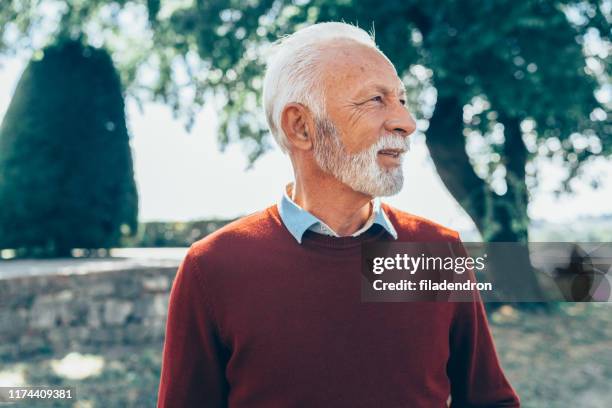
[0, 265, 178, 361]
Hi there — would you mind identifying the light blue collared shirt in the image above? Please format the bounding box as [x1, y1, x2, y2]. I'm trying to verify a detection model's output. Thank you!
[278, 183, 398, 244]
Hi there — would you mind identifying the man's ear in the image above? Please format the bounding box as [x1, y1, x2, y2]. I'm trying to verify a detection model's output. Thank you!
[280, 103, 315, 151]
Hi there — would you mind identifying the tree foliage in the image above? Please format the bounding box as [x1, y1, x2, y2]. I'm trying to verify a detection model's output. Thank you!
[0, 0, 609, 240]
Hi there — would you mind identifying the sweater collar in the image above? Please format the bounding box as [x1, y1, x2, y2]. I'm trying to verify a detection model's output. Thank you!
[278, 182, 398, 244]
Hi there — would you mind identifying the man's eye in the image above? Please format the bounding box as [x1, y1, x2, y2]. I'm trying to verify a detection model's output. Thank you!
[399, 99, 406, 106]
[371, 96, 384, 103]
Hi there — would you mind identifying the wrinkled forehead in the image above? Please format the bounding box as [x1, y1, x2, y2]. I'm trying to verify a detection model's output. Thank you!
[316, 40, 404, 99]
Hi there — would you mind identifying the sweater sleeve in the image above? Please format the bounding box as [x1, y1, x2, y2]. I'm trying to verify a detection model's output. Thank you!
[446, 239, 521, 408]
[157, 247, 229, 408]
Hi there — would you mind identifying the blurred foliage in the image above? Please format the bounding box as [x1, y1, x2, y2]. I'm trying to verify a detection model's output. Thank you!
[530, 214, 612, 241]
[0, 0, 610, 246]
[0, 39, 138, 257]
[121, 218, 234, 247]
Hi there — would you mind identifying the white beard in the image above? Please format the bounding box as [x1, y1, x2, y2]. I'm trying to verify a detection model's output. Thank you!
[312, 117, 410, 197]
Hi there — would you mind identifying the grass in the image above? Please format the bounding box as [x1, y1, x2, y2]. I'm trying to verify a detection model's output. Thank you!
[489, 303, 612, 408]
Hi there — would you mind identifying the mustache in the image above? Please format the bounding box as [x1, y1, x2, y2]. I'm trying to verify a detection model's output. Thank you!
[373, 133, 411, 152]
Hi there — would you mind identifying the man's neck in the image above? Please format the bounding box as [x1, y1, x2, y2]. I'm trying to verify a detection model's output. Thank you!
[289, 179, 373, 237]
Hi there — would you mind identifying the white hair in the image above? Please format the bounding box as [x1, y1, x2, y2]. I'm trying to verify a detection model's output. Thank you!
[262, 22, 388, 153]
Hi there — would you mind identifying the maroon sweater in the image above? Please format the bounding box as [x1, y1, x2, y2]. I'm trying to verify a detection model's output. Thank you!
[157, 204, 520, 407]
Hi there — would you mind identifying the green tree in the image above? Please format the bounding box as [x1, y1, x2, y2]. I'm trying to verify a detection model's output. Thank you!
[0, 1, 609, 291]
[0, 38, 138, 257]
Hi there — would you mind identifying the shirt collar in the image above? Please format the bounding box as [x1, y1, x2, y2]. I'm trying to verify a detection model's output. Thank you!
[278, 182, 398, 244]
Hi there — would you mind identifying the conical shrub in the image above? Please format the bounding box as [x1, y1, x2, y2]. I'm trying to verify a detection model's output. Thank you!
[0, 39, 138, 257]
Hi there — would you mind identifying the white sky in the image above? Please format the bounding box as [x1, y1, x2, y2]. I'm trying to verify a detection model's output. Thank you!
[1, 53, 611, 234]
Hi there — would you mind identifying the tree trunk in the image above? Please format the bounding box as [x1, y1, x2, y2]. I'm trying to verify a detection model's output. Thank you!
[425, 95, 545, 302]
[490, 114, 529, 243]
[424, 96, 490, 233]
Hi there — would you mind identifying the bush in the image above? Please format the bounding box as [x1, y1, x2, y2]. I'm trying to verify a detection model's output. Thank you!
[0, 39, 138, 257]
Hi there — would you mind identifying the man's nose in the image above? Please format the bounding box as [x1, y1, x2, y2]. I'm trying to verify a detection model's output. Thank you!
[384, 104, 417, 137]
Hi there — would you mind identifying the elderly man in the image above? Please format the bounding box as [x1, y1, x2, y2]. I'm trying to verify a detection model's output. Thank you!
[157, 22, 520, 407]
